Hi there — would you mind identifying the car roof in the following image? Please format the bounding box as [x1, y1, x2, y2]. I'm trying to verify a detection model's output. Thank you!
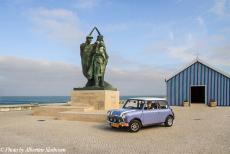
[128, 97, 166, 101]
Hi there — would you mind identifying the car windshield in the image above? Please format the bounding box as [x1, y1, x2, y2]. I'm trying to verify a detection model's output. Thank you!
[123, 99, 145, 109]
[158, 100, 168, 109]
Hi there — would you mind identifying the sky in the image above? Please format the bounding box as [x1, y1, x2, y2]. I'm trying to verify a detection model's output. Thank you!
[0, 0, 229, 96]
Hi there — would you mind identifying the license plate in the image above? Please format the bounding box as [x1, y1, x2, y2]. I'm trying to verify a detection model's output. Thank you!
[111, 123, 120, 128]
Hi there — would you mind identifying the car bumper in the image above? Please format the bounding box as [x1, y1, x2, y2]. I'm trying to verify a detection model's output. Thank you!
[107, 121, 129, 128]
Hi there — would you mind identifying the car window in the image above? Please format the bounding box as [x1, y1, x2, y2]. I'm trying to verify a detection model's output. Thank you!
[144, 101, 160, 110]
[152, 102, 159, 109]
[144, 101, 153, 110]
[123, 100, 145, 109]
[158, 100, 168, 109]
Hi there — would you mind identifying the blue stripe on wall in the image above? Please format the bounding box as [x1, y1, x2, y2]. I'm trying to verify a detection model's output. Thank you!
[183, 70, 186, 101]
[207, 68, 209, 102]
[211, 71, 214, 100]
[208, 68, 211, 102]
[224, 78, 226, 106]
[174, 76, 176, 105]
[227, 79, 230, 105]
[179, 73, 182, 104]
[215, 71, 218, 100]
[218, 73, 220, 105]
[195, 63, 197, 85]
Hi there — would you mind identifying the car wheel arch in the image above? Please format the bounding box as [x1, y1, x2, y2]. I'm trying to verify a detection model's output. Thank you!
[130, 118, 142, 127]
[165, 115, 174, 121]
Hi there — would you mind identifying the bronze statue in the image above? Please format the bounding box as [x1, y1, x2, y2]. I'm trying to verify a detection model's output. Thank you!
[78, 27, 116, 90]
[80, 35, 94, 86]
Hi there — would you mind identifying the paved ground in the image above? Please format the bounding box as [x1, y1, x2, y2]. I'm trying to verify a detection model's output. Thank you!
[0, 104, 230, 154]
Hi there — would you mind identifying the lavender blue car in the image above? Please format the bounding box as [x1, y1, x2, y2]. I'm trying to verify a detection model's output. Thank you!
[107, 97, 175, 132]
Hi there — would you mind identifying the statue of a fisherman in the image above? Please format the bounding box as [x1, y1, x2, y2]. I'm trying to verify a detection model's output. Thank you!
[80, 35, 94, 86]
[79, 27, 115, 90]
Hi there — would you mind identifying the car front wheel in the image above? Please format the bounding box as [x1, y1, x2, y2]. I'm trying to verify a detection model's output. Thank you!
[128, 120, 141, 132]
[165, 116, 174, 127]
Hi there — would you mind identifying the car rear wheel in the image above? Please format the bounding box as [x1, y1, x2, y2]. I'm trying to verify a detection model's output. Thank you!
[165, 116, 173, 127]
[128, 120, 141, 132]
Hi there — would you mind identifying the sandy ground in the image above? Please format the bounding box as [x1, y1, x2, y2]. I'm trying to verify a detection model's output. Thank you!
[0, 104, 230, 154]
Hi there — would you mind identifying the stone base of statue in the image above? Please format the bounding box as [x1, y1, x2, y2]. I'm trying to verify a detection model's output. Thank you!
[71, 89, 119, 110]
[33, 89, 120, 122]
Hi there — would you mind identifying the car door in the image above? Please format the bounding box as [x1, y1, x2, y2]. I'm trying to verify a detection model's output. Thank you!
[157, 100, 170, 123]
[141, 101, 160, 126]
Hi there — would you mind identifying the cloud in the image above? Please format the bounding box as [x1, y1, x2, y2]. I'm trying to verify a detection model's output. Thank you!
[145, 33, 230, 71]
[103, 23, 128, 33]
[74, 0, 101, 9]
[0, 56, 84, 96]
[169, 32, 174, 41]
[0, 56, 169, 96]
[211, 0, 230, 17]
[207, 44, 230, 67]
[29, 7, 83, 46]
[108, 53, 141, 69]
[196, 16, 205, 27]
[166, 45, 197, 62]
[145, 38, 200, 62]
[106, 67, 168, 96]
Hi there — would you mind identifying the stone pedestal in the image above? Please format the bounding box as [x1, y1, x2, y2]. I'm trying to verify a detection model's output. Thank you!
[33, 90, 120, 122]
[71, 90, 120, 110]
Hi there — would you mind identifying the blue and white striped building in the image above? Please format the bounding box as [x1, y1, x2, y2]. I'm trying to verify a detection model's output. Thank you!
[166, 58, 230, 106]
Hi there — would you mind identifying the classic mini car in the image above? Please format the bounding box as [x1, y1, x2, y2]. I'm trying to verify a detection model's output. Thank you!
[107, 97, 174, 132]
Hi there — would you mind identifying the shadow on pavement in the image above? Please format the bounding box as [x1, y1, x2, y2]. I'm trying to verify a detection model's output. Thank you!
[94, 123, 166, 133]
[93, 124, 128, 133]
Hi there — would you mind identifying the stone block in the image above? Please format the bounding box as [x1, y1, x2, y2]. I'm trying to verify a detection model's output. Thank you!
[71, 90, 120, 110]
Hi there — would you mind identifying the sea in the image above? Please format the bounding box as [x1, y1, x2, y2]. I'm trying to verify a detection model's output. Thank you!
[0, 95, 165, 105]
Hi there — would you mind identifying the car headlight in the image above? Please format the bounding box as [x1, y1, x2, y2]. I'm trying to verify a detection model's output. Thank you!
[107, 111, 111, 116]
[121, 113, 126, 119]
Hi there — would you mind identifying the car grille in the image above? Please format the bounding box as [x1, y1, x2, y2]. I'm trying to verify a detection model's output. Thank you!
[108, 116, 123, 123]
